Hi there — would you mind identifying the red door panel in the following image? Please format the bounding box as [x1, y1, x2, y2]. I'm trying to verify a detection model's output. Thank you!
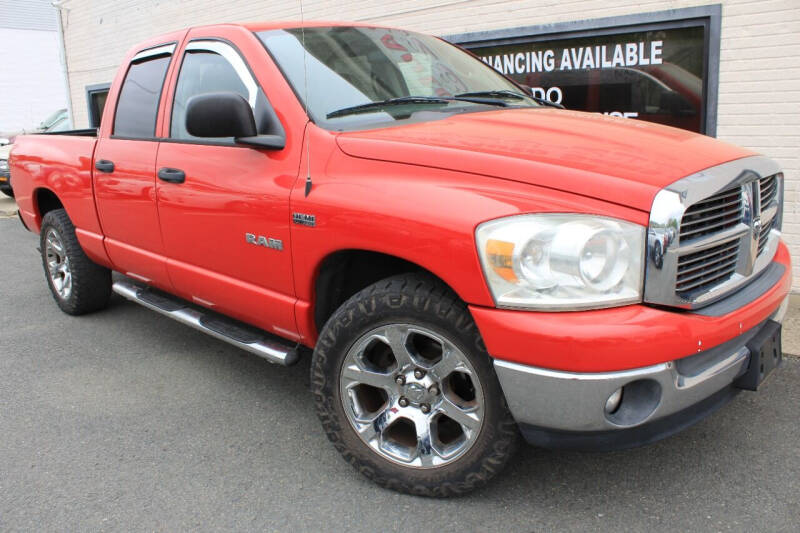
[94, 138, 171, 288]
[156, 142, 298, 337]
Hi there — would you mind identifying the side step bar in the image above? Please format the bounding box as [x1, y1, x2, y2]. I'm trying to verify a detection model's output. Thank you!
[112, 280, 300, 366]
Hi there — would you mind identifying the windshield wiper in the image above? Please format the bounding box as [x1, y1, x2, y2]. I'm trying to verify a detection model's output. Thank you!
[327, 97, 450, 119]
[456, 90, 565, 109]
[326, 95, 509, 119]
[455, 90, 528, 100]
[529, 96, 565, 109]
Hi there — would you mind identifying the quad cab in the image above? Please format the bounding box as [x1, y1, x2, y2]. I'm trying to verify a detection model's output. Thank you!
[9, 23, 791, 496]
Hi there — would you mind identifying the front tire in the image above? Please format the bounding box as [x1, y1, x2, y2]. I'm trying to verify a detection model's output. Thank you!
[40, 209, 111, 315]
[311, 274, 519, 496]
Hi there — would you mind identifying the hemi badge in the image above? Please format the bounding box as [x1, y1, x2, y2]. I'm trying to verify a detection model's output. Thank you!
[293, 213, 316, 227]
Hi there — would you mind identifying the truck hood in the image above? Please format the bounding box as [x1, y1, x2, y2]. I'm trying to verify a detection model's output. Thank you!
[335, 108, 755, 212]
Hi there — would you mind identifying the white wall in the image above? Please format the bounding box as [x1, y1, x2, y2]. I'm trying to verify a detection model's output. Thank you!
[0, 27, 68, 133]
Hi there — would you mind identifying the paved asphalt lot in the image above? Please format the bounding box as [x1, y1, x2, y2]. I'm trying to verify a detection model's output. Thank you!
[1, 216, 799, 532]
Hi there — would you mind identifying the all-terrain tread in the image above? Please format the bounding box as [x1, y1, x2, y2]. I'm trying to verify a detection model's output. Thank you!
[311, 273, 520, 497]
[40, 209, 112, 315]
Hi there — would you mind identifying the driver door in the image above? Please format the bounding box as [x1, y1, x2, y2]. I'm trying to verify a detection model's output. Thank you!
[155, 38, 298, 338]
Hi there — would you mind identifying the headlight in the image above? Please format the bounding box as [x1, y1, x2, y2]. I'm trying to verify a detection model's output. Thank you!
[0, 159, 8, 171]
[476, 214, 645, 310]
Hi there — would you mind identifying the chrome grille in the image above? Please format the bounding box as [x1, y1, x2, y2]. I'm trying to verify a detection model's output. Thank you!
[679, 187, 742, 242]
[644, 157, 784, 309]
[676, 239, 739, 296]
[760, 174, 778, 207]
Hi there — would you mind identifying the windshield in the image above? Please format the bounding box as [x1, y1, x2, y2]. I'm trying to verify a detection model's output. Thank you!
[257, 26, 541, 131]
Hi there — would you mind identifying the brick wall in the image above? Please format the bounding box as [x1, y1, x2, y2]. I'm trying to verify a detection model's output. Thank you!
[58, 0, 800, 288]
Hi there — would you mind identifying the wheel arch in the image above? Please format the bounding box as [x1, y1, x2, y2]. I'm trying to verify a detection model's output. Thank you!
[33, 187, 65, 227]
[311, 248, 459, 335]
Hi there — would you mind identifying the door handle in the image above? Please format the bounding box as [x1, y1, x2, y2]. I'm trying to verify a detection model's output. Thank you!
[95, 159, 115, 173]
[157, 167, 186, 184]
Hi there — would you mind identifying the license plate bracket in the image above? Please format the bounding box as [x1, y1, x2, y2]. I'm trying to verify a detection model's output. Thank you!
[734, 320, 782, 391]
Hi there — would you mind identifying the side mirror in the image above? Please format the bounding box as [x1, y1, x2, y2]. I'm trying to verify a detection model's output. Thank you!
[184, 92, 285, 149]
[186, 92, 258, 138]
[0, 138, 9, 146]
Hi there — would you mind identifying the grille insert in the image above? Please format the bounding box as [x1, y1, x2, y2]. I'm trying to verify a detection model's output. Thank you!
[676, 240, 739, 296]
[760, 175, 778, 207]
[679, 188, 742, 242]
[757, 217, 774, 256]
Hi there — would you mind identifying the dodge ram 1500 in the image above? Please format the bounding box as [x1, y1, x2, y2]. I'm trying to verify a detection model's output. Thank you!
[9, 22, 790, 496]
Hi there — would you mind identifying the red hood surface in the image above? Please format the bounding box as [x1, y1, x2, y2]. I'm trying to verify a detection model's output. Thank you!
[336, 108, 755, 212]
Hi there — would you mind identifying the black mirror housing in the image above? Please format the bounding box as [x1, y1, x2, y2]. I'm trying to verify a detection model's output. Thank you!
[235, 135, 286, 150]
[185, 92, 258, 138]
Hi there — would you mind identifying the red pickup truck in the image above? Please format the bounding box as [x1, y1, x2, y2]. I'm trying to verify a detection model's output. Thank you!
[9, 22, 791, 496]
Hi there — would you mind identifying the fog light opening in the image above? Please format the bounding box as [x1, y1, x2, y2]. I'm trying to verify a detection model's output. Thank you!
[603, 379, 662, 427]
[605, 387, 624, 415]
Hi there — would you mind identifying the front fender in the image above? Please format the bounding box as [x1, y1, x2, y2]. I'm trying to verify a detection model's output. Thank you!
[289, 132, 648, 343]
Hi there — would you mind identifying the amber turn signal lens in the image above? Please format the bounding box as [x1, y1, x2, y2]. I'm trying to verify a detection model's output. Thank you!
[486, 239, 517, 282]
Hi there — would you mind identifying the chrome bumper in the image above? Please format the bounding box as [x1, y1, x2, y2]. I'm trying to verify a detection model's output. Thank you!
[495, 296, 788, 434]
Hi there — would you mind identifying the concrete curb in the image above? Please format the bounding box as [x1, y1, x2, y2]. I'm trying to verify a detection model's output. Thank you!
[781, 294, 800, 358]
[0, 196, 17, 218]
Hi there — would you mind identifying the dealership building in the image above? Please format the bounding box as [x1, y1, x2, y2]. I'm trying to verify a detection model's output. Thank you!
[52, 0, 800, 289]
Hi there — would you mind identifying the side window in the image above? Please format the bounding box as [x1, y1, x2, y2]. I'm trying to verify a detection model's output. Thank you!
[171, 41, 269, 141]
[113, 52, 172, 138]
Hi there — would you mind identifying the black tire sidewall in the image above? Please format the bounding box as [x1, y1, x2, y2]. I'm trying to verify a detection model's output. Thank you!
[40, 209, 110, 315]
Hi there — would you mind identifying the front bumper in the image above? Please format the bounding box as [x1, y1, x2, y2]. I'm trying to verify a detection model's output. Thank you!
[496, 307, 785, 450]
[471, 241, 791, 450]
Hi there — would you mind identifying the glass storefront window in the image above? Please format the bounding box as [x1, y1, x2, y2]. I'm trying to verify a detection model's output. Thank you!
[464, 24, 709, 133]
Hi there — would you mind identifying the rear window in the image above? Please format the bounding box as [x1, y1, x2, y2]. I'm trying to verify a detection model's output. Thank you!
[113, 53, 171, 138]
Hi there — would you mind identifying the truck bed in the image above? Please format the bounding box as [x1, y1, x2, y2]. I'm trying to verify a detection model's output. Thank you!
[9, 133, 102, 244]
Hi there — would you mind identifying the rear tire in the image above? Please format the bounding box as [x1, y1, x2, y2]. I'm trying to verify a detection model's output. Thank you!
[311, 273, 519, 497]
[40, 209, 111, 315]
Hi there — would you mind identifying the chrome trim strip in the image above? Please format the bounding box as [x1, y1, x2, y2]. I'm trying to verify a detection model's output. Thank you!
[185, 40, 258, 107]
[677, 225, 747, 254]
[645, 156, 783, 309]
[132, 43, 176, 62]
[125, 271, 152, 283]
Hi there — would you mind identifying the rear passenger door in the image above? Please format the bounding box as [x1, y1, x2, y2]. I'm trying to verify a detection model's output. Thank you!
[94, 43, 177, 289]
[155, 37, 298, 338]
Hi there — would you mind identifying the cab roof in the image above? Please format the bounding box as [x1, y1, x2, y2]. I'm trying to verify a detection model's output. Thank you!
[129, 21, 410, 65]
[242, 21, 381, 32]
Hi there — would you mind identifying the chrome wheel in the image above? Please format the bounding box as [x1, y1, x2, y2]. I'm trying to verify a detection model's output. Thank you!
[339, 324, 485, 469]
[45, 228, 72, 300]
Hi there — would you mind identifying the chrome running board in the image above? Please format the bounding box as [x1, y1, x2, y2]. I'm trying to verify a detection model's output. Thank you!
[112, 280, 300, 366]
